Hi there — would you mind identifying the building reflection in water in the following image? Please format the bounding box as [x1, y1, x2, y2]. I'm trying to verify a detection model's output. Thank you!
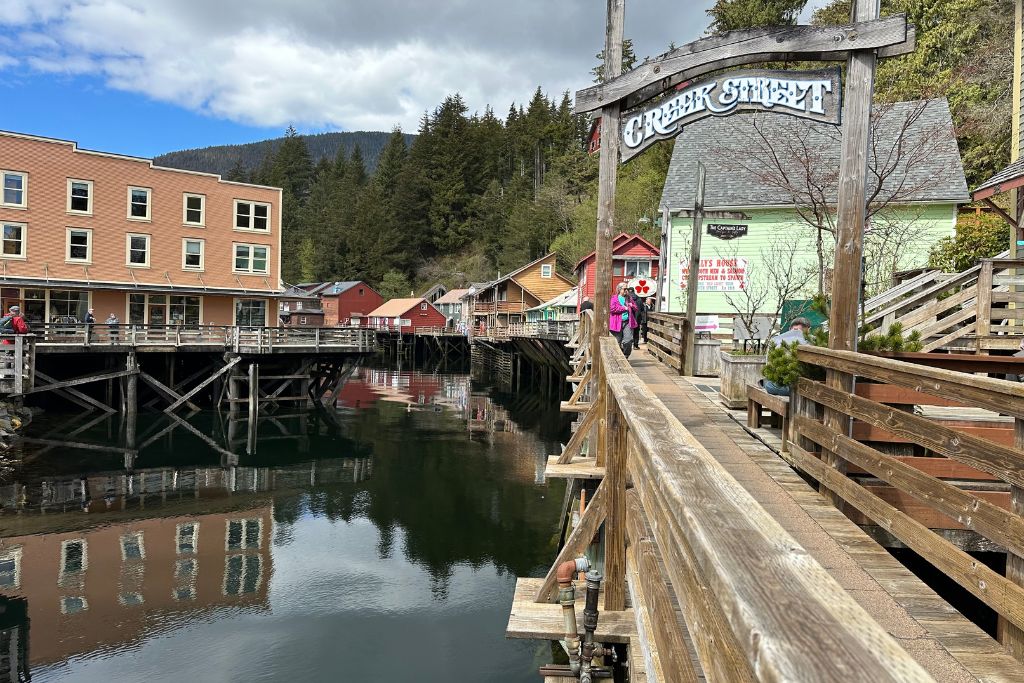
[0, 366, 564, 679]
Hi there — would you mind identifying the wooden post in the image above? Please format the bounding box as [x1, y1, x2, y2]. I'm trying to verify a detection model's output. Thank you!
[820, 0, 879, 507]
[1002, 417, 1024, 658]
[13, 336, 23, 395]
[976, 259, 994, 341]
[126, 352, 138, 420]
[248, 361, 258, 423]
[683, 162, 706, 376]
[590, 0, 626, 365]
[604, 392, 627, 611]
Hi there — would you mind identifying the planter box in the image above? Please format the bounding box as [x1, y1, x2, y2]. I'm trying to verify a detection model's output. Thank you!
[693, 338, 722, 377]
[719, 352, 767, 409]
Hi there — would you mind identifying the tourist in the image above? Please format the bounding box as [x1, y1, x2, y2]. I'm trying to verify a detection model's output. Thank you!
[580, 296, 594, 313]
[762, 317, 812, 396]
[642, 297, 655, 343]
[628, 287, 645, 349]
[84, 308, 96, 342]
[0, 306, 29, 345]
[106, 313, 120, 344]
[609, 283, 637, 356]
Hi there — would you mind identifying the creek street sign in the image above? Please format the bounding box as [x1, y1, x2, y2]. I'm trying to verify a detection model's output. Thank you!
[620, 67, 842, 162]
[707, 223, 748, 240]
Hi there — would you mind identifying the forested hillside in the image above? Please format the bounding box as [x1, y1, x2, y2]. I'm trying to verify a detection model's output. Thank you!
[192, 0, 1012, 295]
[154, 131, 414, 179]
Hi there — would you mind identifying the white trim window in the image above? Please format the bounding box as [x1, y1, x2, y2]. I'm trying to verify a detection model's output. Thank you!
[183, 193, 205, 226]
[1, 222, 26, 259]
[0, 546, 22, 589]
[226, 518, 262, 551]
[126, 233, 151, 267]
[61, 596, 88, 614]
[182, 238, 205, 271]
[233, 243, 269, 274]
[540, 263, 553, 278]
[66, 228, 92, 263]
[624, 261, 651, 278]
[1, 171, 27, 208]
[176, 522, 199, 554]
[127, 186, 152, 221]
[224, 553, 262, 596]
[120, 531, 145, 561]
[67, 179, 93, 215]
[234, 200, 270, 232]
[60, 538, 88, 574]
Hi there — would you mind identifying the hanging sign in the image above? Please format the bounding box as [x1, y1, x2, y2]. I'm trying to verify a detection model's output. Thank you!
[620, 67, 842, 162]
[707, 223, 748, 240]
[680, 258, 748, 293]
[625, 277, 655, 296]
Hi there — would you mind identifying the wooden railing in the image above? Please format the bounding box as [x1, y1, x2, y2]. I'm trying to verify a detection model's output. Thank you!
[540, 333, 934, 681]
[29, 323, 376, 352]
[646, 312, 686, 373]
[793, 345, 1024, 657]
[0, 335, 35, 394]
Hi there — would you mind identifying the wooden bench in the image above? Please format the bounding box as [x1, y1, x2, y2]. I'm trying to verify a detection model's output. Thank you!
[747, 383, 791, 452]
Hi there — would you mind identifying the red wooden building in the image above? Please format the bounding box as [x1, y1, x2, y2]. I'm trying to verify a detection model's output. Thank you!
[365, 298, 447, 333]
[291, 281, 384, 326]
[575, 233, 660, 303]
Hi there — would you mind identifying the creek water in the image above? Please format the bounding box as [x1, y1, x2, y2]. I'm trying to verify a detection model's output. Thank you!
[0, 366, 568, 682]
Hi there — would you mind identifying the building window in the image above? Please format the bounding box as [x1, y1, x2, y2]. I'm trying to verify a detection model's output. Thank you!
[119, 592, 144, 606]
[625, 261, 651, 278]
[177, 523, 198, 554]
[182, 239, 204, 270]
[234, 200, 270, 232]
[1, 223, 26, 258]
[183, 193, 205, 226]
[612, 262, 623, 277]
[170, 296, 201, 325]
[0, 547, 22, 589]
[235, 299, 267, 327]
[497, 285, 507, 302]
[420, 302, 427, 311]
[224, 554, 262, 596]
[540, 264, 553, 278]
[226, 518, 262, 550]
[61, 596, 88, 614]
[299, 316, 307, 325]
[126, 233, 150, 267]
[1, 171, 26, 208]
[358, 288, 364, 295]
[66, 228, 92, 263]
[127, 187, 151, 221]
[174, 586, 196, 601]
[234, 244, 269, 274]
[120, 532, 145, 560]
[61, 539, 87, 574]
[49, 290, 89, 321]
[67, 179, 93, 214]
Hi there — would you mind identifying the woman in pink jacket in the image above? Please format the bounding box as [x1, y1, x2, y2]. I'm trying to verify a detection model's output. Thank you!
[609, 283, 637, 354]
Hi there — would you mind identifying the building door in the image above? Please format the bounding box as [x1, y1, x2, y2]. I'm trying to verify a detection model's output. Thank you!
[148, 295, 167, 326]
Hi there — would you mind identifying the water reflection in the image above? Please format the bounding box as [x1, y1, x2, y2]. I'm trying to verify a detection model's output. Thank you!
[0, 367, 566, 682]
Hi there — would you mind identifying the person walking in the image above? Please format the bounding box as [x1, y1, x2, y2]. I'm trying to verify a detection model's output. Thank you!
[629, 287, 645, 350]
[609, 283, 637, 356]
[84, 308, 96, 343]
[641, 297, 654, 344]
[105, 313, 120, 344]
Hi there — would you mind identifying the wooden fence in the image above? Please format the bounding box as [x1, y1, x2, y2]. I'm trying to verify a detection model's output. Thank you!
[645, 312, 686, 373]
[793, 345, 1024, 657]
[0, 336, 34, 394]
[539, 331, 935, 681]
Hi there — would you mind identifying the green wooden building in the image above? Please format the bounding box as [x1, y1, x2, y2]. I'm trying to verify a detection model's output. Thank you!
[657, 99, 970, 330]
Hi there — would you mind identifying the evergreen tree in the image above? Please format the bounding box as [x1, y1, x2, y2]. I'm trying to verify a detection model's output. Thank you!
[706, 0, 808, 32]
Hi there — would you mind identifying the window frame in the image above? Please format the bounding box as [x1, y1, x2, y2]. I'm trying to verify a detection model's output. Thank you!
[65, 227, 93, 264]
[0, 221, 27, 260]
[233, 199, 271, 233]
[182, 238, 205, 271]
[182, 193, 206, 227]
[225, 518, 262, 551]
[67, 179, 94, 215]
[127, 186, 152, 222]
[176, 522, 199, 554]
[0, 546, 22, 589]
[60, 538, 88, 574]
[540, 263, 553, 278]
[120, 532, 146, 561]
[125, 233, 151, 268]
[233, 243, 270, 275]
[1, 170, 27, 209]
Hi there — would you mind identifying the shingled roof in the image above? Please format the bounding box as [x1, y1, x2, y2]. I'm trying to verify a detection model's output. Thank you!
[661, 98, 969, 211]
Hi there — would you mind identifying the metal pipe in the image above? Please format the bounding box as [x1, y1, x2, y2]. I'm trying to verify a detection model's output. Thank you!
[580, 569, 603, 683]
[557, 557, 590, 676]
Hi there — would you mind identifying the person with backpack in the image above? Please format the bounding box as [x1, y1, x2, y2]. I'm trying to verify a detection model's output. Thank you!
[0, 306, 29, 344]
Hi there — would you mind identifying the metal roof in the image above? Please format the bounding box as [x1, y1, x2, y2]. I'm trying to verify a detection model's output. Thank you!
[527, 288, 578, 312]
[661, 98, 970, 211]
[366, 298, 433, 317]
[434, 288, 471, 304]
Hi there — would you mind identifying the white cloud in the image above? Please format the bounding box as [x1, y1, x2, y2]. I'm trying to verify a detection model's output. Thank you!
[1, 0, 714, 132]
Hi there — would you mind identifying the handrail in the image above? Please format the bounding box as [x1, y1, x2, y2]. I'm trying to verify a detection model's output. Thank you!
[794, 345, 1024, 652]
[542, 334, 933, 680]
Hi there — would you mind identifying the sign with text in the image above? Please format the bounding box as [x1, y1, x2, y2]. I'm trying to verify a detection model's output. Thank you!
[620, 67, 842, 161]
[680, 258, 748, 292]
[707, 223, 748, 240]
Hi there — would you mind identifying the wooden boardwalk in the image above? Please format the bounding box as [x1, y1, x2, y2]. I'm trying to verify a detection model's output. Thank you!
[630, 353, 1023, 681]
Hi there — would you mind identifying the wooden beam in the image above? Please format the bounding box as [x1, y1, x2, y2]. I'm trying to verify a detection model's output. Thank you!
[33, 370, 117, 413]
[534, 478, 608, 603]
[604, 393, 627, 611]
[165, 356, 241, 412]
[18, 437, 126, 455]
[683, 162, 705, 377]
[796, 414, 1024, 557]
[797, 378, 1024, 488]
[1005, 418, 1024, 659]
[574, 15, 910, 112]
[165, 412, 237, 461]
[139, 371, 201, 412]
[25, 368, 133, 394]
[984, 197, 1019, 229]
[557, 406, 598, 464]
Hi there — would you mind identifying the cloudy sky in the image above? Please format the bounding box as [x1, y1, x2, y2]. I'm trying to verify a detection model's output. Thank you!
[0, 1, 828, 156]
